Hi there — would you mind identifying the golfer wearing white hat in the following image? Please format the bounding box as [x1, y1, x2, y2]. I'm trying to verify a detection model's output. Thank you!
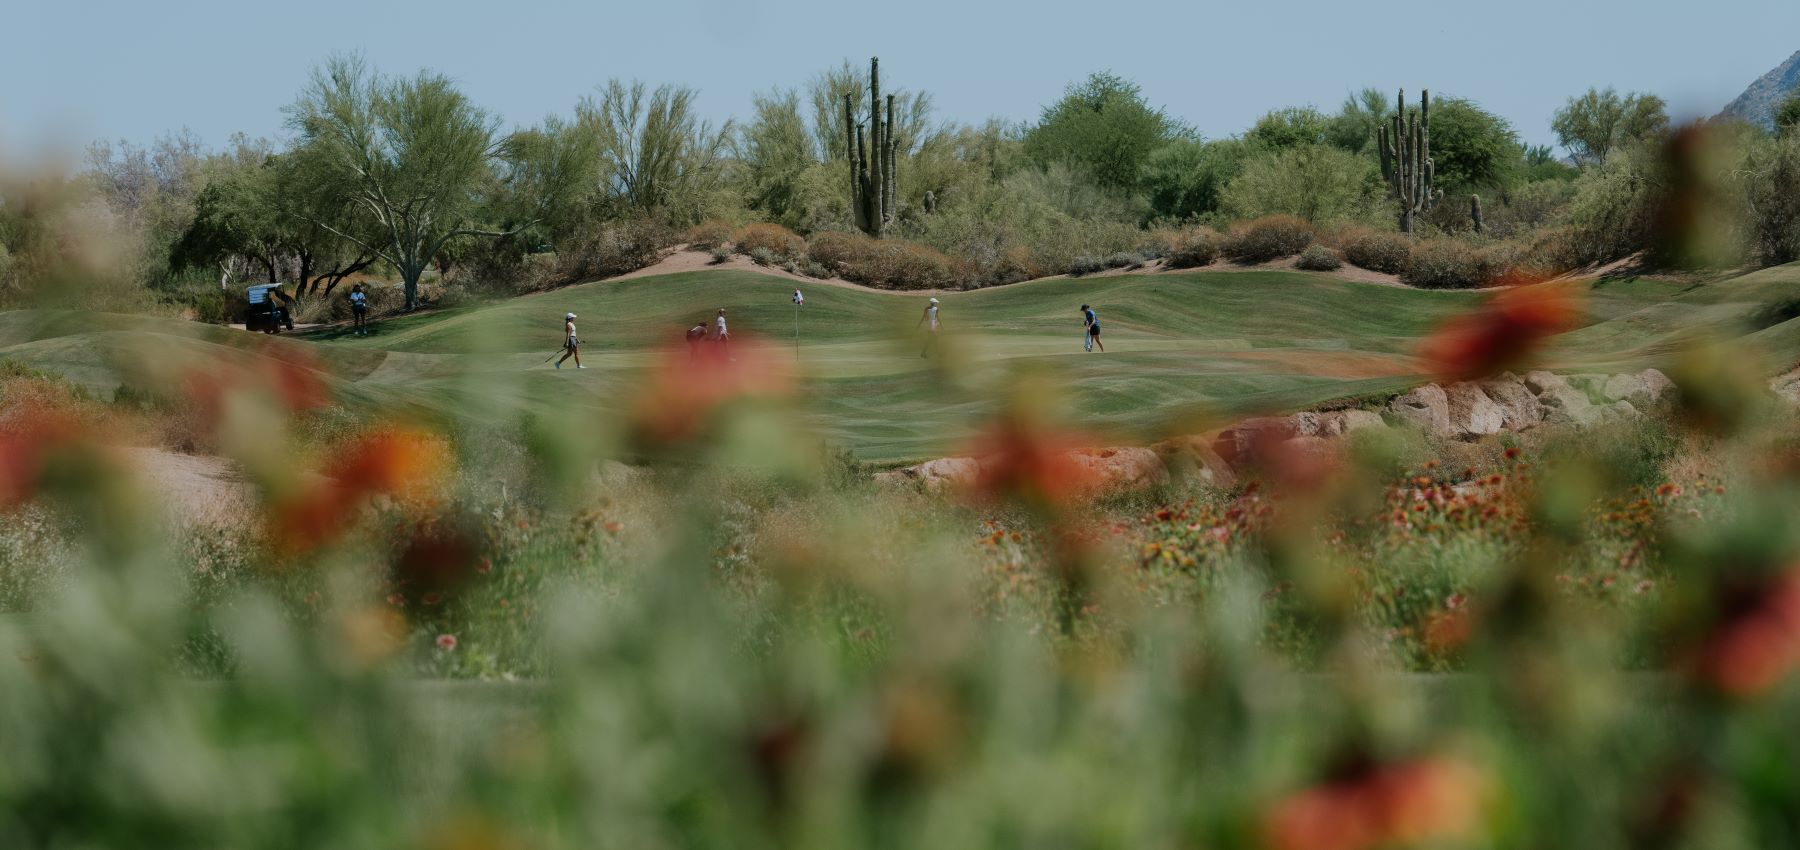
[917, 297, 942, 358]
[556, 312, 585, 369]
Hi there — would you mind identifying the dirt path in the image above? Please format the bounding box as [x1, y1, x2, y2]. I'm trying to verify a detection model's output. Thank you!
[120, 447, 256, 530]
[603, 246, 1414, 296]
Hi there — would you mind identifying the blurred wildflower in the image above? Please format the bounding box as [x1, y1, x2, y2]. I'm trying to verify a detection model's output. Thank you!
[1419, 282, 1583, 383]
[436, 633, 458, 652]
[1262, 756, 1487, 850]
[269, 426, 451, 551]
[1691, 567, 1800, 699]
[624, 338, 793, 452]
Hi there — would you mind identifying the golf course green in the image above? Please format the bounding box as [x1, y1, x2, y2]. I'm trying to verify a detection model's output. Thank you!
[5, 263, 1797, 462]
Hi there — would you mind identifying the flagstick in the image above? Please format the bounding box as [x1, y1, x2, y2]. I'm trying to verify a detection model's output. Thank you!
[793, 302, 800, 360]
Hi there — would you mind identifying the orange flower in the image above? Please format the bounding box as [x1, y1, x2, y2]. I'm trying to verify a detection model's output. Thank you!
[963, 414, 1094, 513]
[1419, 283, 1582, 383]
[269, 427, 450, 552]
[1263, 757, 1486, 850]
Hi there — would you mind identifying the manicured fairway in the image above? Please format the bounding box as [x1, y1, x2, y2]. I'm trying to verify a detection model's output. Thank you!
[7, 264, 1797, 462]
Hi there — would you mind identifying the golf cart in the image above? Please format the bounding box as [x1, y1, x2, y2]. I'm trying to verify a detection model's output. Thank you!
[244, 282, 296, 333]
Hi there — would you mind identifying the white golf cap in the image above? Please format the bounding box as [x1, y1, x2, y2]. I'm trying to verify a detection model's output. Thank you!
[929, 297, 939, 304]
[566, 312, 576, 319]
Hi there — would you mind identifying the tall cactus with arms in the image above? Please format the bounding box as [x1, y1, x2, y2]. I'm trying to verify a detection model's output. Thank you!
[1378, 88, 1434, 235]
[843, 56, 898, 238]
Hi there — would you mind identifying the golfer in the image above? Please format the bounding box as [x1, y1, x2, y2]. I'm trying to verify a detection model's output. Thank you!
[686, 319, 708, 361]
[713, 308, 731, 357]
[349, 284, 368, 335]
[917, 297, 941, 358]
[556, 312, 584, 369]
[1082, 304, 1104, 353]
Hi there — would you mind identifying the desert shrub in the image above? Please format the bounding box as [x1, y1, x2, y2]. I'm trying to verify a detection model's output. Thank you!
[806, 231, 875, 274]
[1741, 133, 1800, 265]
[986, 246, 1041, 286]
[557, 219, 674, 283]
[1402, 239, 1509, 289]
[808, 232, 960, 289]
[709, 247, 732, 265]
[1486, 180, 1577, 238]
[749, 247, 776, 267]
[291, 294, 346, 325]
[1220, 145, 1381, 223]
[684, 219, 735, 250]
[1343, 231, 1413, 274]
[1221, 215, 1314, 264]
[1558, 147, 1662, 266]
[732, 223, 805, 260]
[858, 241, 961, 290]
[434, 283, 480, 310]
[1165, 228, 1222, 269]
[1105, 252, 1143, 270]
[1295, 244, 1342, 271]
[781, 259, 797, 273]
[800, 260, 831, 279]
[1068, 255, 1106, 277]
[1136, 229, 1180, 260]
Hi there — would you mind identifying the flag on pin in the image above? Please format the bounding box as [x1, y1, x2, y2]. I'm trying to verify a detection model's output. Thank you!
[792, 289, 805, 305]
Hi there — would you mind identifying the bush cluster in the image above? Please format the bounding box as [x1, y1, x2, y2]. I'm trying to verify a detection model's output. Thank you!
[732, 223, 805, 261]
[1294, 243, 1342, 271]
[1164, 228, 1222, 269]
[806, 231, 962, 290]
[1221, 215, 1313, 264]
[1401, 239, 1510, 289]
[1342, 231, 1413, 274]
[683, 220, 734, 250]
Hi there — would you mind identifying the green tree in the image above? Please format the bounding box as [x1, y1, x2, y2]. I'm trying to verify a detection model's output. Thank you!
[1247, 107, 1330, 150]
[1427, 97, 1521, 193]
[1143, 138, 1253, 220]
[1776, 91, 1800, 136]
[1220, 144, 1379, 223]
[1023, 72, 1185, 191]
[1326, 88, 1392, 153]
[1551, 87, 1670, 166]
[736, 88, 816, 228]
[286, 55, 530, 310]
[579, 80, 733, 225]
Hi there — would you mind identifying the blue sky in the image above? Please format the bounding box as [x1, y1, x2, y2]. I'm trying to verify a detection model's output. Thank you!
[3, 0, 1795, 160]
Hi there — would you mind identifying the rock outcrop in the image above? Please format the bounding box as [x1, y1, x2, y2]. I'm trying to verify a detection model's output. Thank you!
[1387, 384, 1450, 434]
[1444, 383, 1505, 437]
[879, 368, 1679, 497]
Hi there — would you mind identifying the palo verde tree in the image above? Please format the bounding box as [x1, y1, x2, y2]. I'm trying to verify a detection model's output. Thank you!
[286, 54, 533, 310]
[579, 80, 732, 225]
[1551, 87, 1670, 167]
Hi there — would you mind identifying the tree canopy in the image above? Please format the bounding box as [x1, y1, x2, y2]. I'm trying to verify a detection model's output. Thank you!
[1023, 72, 1187, 192]
[1551, 87, 1670, 166]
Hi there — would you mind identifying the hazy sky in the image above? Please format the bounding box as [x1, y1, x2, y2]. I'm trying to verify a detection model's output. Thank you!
[3, 0, 1796, 161]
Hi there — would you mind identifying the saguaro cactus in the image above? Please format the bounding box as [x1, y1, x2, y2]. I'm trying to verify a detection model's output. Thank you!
[1378, 89, 1434, 235]
[844, 56, 899, 238]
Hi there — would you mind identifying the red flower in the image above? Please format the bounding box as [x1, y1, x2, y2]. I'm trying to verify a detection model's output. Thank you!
[0, 410, 76, 510]
[435, 633, 458, 652]
[626, 338, 793, 450]
[1694, 569, 1800, 698]
[1419, 283, 1582, 383]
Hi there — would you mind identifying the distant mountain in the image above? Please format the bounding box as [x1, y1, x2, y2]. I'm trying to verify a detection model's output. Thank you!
[1720, 49, 1800, 130]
